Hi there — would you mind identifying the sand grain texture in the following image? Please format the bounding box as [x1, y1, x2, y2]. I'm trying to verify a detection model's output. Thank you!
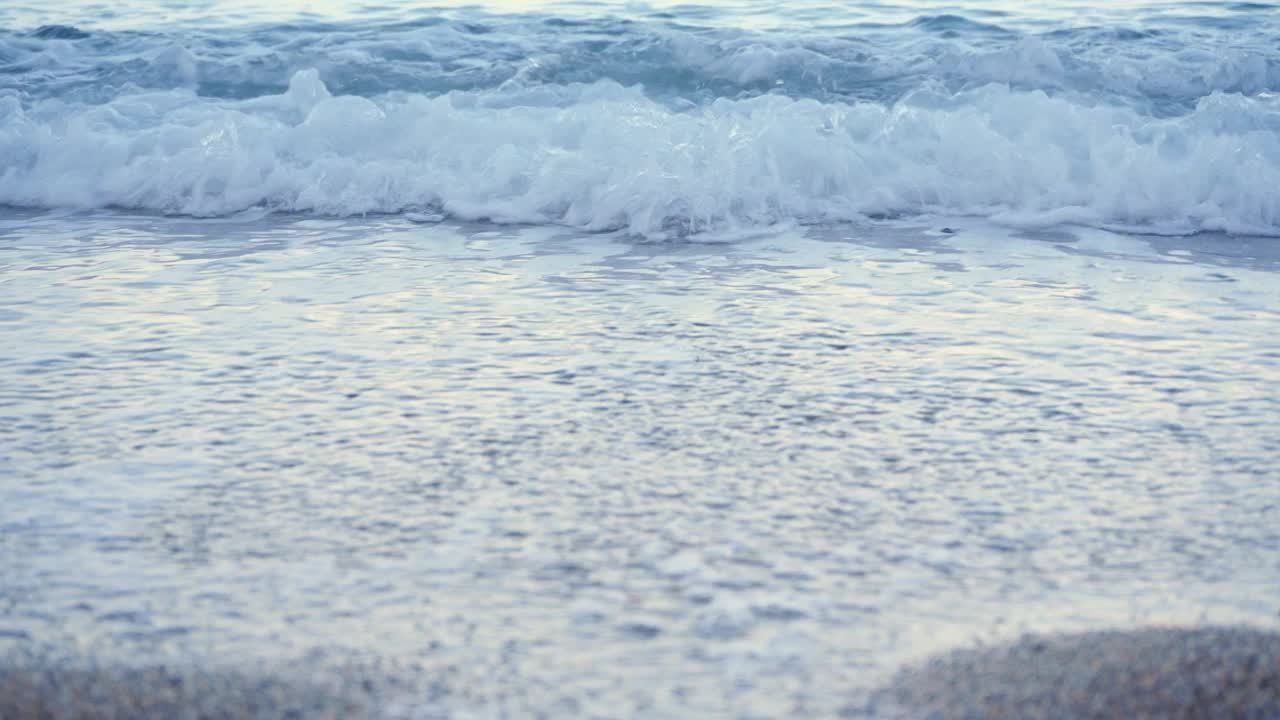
[0, 653, 424, 720]
[878, 626, 1280, 720]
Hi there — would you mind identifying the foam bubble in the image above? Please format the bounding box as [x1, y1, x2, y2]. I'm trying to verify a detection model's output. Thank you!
[1, 72, 1277, 236]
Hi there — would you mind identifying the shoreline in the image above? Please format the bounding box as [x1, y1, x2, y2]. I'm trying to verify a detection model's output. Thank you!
[873, 625, 1280, 720]
[5, 625, 1278, 718]
[0, 651, 416, 720]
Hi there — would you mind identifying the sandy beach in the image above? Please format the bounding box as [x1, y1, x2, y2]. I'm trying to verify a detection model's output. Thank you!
[875, 625, 1280, 720]
[5, 625, 1278, 718]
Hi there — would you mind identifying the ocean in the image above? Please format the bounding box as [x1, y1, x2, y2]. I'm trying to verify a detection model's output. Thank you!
[1, 0, 1279, 717]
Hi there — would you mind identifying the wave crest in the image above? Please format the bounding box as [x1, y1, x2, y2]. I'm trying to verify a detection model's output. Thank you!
[2, 70, 1278, 236]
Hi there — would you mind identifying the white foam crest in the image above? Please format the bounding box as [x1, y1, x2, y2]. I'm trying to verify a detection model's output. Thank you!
[1, 70, 1278, 236]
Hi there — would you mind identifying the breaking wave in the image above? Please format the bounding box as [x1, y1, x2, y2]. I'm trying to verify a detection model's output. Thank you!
[2, 5, 1278, 236]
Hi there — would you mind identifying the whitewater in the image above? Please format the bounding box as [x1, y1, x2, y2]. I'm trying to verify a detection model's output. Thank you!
[2, 0, 1279, 236]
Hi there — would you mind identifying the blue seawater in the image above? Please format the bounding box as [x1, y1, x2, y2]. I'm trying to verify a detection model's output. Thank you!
[2, 0, 1279, 236]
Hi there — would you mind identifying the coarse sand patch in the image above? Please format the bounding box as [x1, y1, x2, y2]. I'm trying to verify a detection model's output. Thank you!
[873, 625, 1280, 720]
[0, 650, 430, 720]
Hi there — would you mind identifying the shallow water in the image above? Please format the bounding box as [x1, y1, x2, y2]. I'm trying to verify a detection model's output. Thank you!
[2, 212, 1279, 716]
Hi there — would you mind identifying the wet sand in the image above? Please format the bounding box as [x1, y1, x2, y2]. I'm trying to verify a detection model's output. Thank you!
[5, 626, 1278, 718]
[875, 625, 1280, 720]
[0, 651, 416, 720]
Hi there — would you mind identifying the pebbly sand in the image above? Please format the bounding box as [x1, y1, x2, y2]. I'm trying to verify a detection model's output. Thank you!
[4, 626, 1278, 718]
[874, 625, 1280, 720]
[0, 651, 421, 720]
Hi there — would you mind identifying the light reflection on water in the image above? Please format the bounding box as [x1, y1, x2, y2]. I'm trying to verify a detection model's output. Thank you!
[1, 212, 1279, 715]
[0, 0, 1259, 30]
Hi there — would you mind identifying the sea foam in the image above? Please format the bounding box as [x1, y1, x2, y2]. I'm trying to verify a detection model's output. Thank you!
[1, 69, 1278, 236]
